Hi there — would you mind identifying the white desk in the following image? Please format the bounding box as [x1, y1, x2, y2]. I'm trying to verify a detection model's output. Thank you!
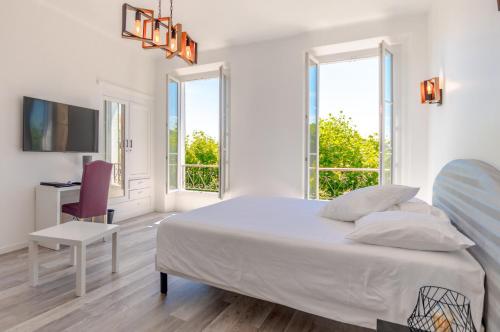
[29, 221, 119, 296]
[35, 185, 81, 250]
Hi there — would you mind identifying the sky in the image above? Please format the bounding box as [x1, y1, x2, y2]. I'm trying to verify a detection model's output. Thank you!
[183, 57, 379, 141]
[184, 77, 220, 141]
[319, 57, 379, 138]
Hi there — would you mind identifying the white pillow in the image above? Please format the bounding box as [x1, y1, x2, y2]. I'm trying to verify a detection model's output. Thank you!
[386, 198, 450, 222]
[346, 211, 475, 251]
[322, 185, 419, 221]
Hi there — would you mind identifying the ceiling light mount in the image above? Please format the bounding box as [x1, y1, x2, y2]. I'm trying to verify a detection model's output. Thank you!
[121, 0, 198, 64]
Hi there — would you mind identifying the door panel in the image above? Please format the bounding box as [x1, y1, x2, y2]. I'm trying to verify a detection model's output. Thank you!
[167, 77, 180, 192]
[128, 103, 151, 179]
[305, 53, 319, 199]
[379, 42, 394, 185]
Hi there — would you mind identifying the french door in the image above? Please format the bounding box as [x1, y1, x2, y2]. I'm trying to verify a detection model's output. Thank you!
[166, 66, 230, 198]
[218, 65, 230, 199]
[305, 41, 395, 199]
[305, 53, 320, 200]
[379, 41, 394, 185]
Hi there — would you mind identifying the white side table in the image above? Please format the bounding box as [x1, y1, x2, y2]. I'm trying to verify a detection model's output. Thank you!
[29, 221, 120, 296]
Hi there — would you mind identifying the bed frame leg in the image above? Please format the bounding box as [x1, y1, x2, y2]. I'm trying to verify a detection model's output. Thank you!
[160, 272, 168, 294]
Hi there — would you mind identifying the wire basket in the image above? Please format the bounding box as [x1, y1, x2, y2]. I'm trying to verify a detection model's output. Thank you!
[407, 286, 476, 332]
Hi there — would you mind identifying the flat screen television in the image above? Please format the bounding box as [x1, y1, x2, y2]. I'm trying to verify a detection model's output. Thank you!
[23, 96, 99, 152]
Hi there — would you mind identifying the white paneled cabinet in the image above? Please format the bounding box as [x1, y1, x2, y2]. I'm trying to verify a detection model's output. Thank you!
[100, 80, 154, 222]
[128, 103, 151, 180]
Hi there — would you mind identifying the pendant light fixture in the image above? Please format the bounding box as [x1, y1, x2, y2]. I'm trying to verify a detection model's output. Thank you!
[121, 0, 198, 64]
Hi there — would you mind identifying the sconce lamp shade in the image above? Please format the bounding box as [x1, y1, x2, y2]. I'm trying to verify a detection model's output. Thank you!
[420, 77, 442, 104]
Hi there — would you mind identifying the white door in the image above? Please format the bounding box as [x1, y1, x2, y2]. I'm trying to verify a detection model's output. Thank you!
[166, 75, 181, 192]
[379, 41, 395, 185]
[305, 53, 320, 199]
[219, 66, 230, 199]
[127, 102, 151, 179]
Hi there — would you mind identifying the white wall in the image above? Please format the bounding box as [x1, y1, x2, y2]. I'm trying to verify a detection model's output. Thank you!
[154, 14, 431, 211]
[0, 1, 156, 253]
[427, 0, 500, 190]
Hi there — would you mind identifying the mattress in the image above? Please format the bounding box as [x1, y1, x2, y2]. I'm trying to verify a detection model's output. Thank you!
[156, 196, 485, 329]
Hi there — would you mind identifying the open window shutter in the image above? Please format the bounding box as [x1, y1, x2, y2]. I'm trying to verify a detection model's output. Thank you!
[218, 66, 230, 199]
[379, 41, 394, 185]
[305, 53, 320, 199]
[166, 75, 181, 193]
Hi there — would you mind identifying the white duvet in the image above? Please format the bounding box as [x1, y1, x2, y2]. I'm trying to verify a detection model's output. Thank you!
[156, 196, 485, 329]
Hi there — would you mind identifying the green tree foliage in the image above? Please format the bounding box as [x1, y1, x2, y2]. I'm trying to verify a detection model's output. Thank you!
[185, 131, 219, 165]
[184, 131, 219, 192]
[318, 112, 379, 199]
[181, 113, 379, 196]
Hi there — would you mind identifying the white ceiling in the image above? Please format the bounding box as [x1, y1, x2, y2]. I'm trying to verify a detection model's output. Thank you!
[41, 0, 432, 51]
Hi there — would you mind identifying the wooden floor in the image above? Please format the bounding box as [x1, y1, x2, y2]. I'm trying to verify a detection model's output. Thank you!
[0, 213, 374, 332]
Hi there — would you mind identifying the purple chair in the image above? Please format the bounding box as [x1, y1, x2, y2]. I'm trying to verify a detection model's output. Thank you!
[62, 160, 113, 222]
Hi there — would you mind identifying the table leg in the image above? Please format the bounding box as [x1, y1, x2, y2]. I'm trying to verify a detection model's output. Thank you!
[70, 245, 76, 266]
[29, 240, 39, 286]
[112, 232, 119, 273]
[75, 244, 86, 296]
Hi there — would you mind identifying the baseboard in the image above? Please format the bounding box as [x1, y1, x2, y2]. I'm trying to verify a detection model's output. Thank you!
[0, 242, 28, 255]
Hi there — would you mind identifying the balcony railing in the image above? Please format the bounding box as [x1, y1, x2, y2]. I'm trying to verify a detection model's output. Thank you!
[316, 167, 379, 200]
[182, 164, 219, 192]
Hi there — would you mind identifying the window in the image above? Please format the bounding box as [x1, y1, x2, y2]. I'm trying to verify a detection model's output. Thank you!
[305, 42, 396, 200]
[167, 66, 229, 198]
[167, 79, 180, 191]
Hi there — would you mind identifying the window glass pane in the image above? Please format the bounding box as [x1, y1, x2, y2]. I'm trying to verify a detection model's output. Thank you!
[168, 164, 178, 189]
[383, 102, 393, 184]
[168, 80, 179, 190]
[308, 153, 317, 199]
[307, 61, 319, 200]
[168, 81, 179, 154]
[384, 52, 393, 102]
[309, 169, 317, 199]
[382, 47, 393, 184]
[308, 64, 318, 153]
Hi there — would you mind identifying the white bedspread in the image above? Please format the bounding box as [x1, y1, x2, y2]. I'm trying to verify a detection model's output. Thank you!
[156, 196, 485, 329]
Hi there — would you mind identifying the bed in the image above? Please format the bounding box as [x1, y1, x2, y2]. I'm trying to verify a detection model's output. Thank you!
[156, 159, 498, 330]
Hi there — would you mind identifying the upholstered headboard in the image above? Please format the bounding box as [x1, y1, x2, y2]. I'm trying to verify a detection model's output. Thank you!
[433, 159, 500, 331]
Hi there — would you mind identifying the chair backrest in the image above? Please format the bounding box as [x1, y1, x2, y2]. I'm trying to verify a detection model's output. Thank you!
[78, 160, 113, 218]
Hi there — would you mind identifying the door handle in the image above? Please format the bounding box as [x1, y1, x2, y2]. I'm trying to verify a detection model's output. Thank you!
[130, 139, 133, 149]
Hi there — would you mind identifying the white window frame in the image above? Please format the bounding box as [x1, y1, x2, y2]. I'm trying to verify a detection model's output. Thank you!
[166, 66, 230, 198]
[166, 76, 181, 192]
[305, 43, 400, 199]
[305, 52, 320, 200]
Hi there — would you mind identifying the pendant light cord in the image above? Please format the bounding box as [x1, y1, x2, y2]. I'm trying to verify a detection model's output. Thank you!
[158, 0, 162, 17]
[170, 0, 173, 22]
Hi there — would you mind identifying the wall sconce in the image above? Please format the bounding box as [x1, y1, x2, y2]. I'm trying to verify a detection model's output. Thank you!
[420, 77, 442, 105]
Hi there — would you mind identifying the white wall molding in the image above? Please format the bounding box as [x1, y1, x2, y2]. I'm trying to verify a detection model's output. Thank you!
[98, 79, 154, 106]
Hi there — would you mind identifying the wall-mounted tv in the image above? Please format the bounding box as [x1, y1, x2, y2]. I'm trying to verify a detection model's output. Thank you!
[23, 97, 99, 152]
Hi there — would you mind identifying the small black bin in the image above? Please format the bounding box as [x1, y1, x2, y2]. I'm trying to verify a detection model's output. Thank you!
[107, 209, 115, 224]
